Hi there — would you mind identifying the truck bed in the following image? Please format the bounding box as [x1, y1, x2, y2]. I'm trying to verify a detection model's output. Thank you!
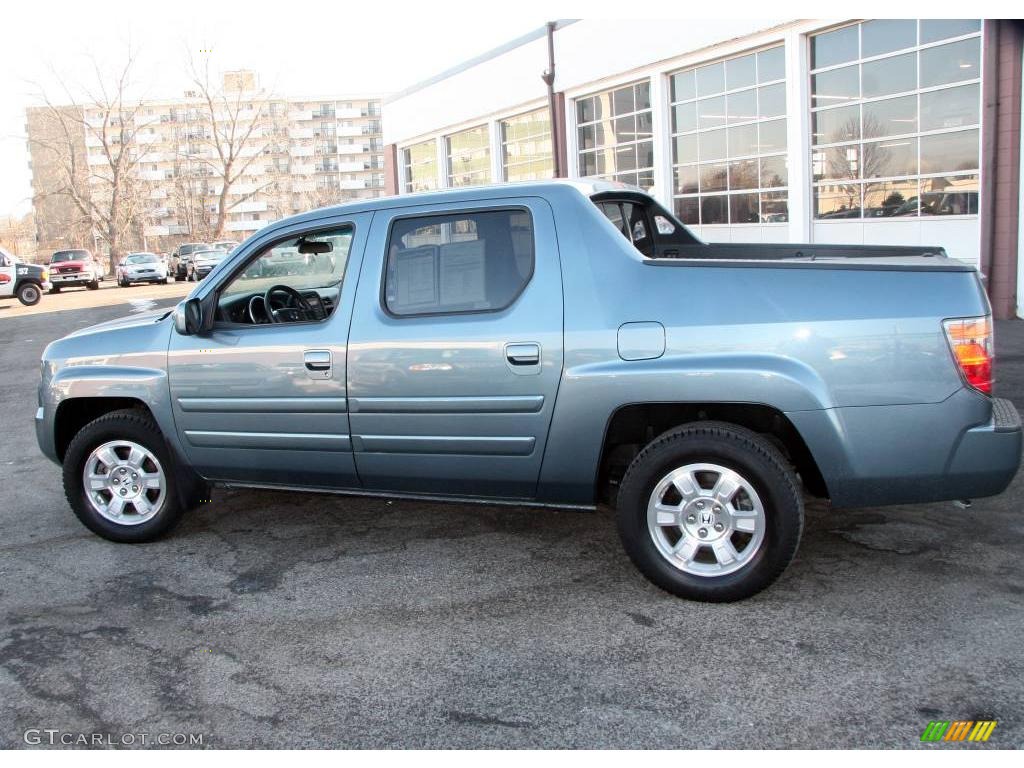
[650, 242, 974, 272]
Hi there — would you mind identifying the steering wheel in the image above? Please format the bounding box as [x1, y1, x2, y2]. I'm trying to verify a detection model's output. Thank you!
[265, 284, 316, 323]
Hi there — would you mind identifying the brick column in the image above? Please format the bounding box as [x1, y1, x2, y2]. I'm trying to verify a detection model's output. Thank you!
[982, 20, 1023, 319]
[383, 143, 399, 196]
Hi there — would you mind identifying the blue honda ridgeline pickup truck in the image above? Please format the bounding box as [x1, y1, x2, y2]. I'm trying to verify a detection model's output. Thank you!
[36, 181, 1021, 601]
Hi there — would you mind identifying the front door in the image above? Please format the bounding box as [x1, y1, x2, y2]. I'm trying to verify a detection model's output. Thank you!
[167, 214, 370, 489]
[346, 198, 563, 499]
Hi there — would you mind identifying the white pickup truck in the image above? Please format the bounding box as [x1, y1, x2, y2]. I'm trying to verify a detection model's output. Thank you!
[0, 247, 50, 306]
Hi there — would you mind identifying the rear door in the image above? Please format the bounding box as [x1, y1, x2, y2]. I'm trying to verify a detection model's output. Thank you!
[346, 197, 564, 499]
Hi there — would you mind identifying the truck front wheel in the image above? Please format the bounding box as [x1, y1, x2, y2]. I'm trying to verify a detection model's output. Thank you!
[616, 421, 803, 602]
[16, 282, 42, 306]
[62, 409, 186, 543]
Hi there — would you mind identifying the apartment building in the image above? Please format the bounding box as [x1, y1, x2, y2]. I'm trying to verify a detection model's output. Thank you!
[383, 20, 1024, 319]
[27, 71, 384, 256]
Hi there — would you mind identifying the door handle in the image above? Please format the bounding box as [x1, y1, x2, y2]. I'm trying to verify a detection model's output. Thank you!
[304, 350, 332, 379]
[505, 342, 540, 366]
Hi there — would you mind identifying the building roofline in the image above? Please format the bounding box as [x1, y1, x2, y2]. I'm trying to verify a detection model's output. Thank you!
[384, 20, 579, 104]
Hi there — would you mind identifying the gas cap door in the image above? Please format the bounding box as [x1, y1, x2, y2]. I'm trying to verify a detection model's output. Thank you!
[618, 321, 665, 361]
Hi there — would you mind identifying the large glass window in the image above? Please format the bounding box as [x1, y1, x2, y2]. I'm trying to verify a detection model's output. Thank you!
[446, 126, 491, 187]
[501, 109, 553, 182]
[402, 141, 437, 193]
[575, 81, 654, 190]
[810, 20, 981, 219]
[384, 210, 534, 316]
[670, 46, 788, 226]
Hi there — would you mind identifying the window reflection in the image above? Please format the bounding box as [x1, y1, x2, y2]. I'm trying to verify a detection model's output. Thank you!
[920, 84, 979, 131]
[810, 20, 981, 220]
[920, 38, 980, 88]
[861, 19, 916, 57]
[921, 175, 979, 215]
[670, 45, 788, 225]
[864, 178, 919, 217]
[445, 126, 490, 187]
[575, 81, 655, 191]
[403, 140, 438, 193]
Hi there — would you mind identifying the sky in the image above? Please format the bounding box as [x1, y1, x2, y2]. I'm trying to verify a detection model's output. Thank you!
[0, 1, 547, 217]
[4, 1, 1012, 219]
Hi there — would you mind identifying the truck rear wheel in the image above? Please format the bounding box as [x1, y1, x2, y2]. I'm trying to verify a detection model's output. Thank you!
[63, 409, 186, 543]
[616, 421, 803, 602]
[16, 282, 42, 306]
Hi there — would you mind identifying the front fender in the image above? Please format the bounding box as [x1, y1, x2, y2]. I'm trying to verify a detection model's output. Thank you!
[40, 365, 183, 469]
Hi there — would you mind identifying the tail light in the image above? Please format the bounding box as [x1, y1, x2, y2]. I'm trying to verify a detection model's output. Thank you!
[943, 316, 993, 395]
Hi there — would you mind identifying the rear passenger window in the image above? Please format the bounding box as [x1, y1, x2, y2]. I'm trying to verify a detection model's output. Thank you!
[384, 209, 534, 316]
[598, 201, 655, 257]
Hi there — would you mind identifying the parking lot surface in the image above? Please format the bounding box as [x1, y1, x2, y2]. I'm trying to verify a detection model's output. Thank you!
[1, 290, 1022, 748]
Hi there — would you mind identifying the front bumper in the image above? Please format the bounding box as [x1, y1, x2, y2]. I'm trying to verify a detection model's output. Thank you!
[35, 405, 58, 464]
[123, 272, 165, 282]
[194, 266, 215, 278]
[51, 272, 95, 286]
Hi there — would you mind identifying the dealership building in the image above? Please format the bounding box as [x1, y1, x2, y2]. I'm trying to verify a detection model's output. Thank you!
[382, 19, 1024, 318]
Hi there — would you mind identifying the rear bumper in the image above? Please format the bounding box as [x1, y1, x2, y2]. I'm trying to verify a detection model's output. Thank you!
[944, 397, 1022, 499]
[789, 391, 1022, 508]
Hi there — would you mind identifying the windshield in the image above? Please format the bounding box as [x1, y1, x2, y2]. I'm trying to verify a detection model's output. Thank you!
[180, 243, 209, 255]
[125, 253, 158, 264]
[194, 250, 226, 261]
[51, 250, 89, 262]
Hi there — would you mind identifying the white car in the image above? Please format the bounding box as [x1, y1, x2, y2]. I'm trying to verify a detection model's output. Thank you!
[116, 252, 169, 287]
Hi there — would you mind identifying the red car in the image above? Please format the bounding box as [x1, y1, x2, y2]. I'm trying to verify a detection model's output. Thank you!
[48, 249, 104, 292]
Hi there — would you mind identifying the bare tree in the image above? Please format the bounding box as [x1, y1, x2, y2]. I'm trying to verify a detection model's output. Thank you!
[28, 51, 154, 274]
[170, 155, 215, 242]
[187, 57, 277, 239]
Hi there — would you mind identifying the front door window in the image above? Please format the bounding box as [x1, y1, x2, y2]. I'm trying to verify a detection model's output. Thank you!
[215, 227, 354, 325]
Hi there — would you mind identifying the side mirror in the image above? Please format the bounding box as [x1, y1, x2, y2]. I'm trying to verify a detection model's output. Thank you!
[173, 298, 205, 335]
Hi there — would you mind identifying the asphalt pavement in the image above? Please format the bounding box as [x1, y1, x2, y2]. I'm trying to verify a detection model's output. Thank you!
[0, 291, 1022, 748]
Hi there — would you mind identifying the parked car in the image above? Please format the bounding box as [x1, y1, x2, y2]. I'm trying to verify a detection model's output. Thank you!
[212, 240, 240, 252]
[35, 180, 1022, 602]
[169, 243, 211, 282]
[0, 246, 50, 305]
[186, 249, 229, 281]
[117, 252, 169, 286]
[47, 248, 103, 292]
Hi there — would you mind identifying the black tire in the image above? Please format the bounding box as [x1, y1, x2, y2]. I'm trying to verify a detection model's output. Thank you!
[63, 408, 186, 543]
[86, 279, 100, 290]
[16, 281, 42, 306]
[616, 421, 803, 602]
[161, 278, 168, 285]
[49, 285, 61, 294]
